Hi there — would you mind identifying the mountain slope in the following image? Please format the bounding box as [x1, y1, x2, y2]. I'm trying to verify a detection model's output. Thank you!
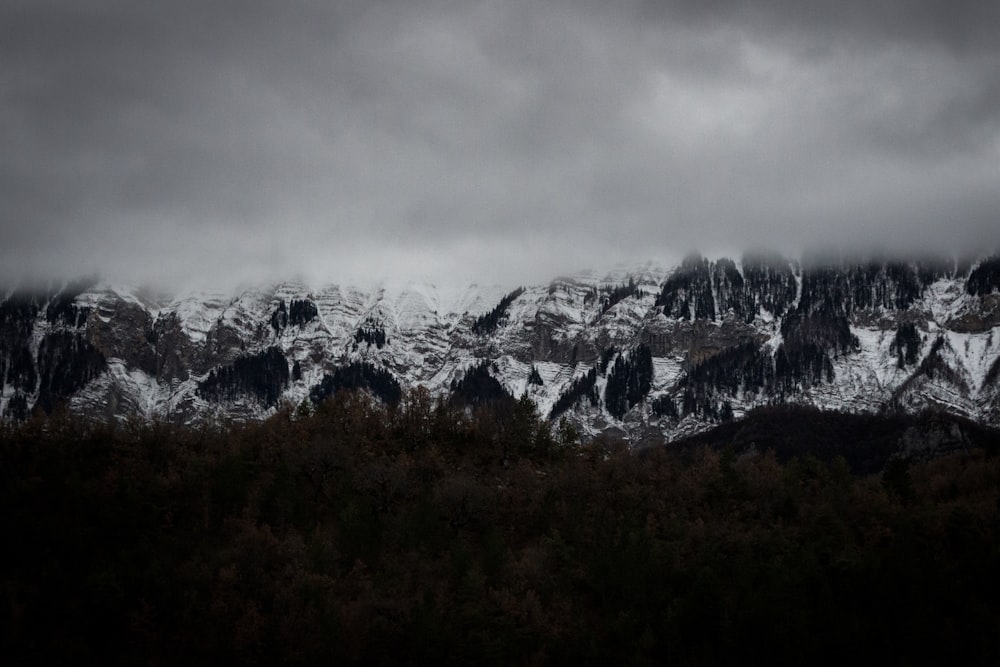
[3, 253, 1000, 441]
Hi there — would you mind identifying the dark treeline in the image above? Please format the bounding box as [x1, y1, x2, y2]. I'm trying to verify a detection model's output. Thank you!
[1, 293, 42, 401]
[3, 397, 1000, 664]
[739, 252, 799, 319]
[549, 366, 598, 420]
[2, 286, 108, 420]
[310, 361, 402, 406]
[915, 337, 971, 394]
[36, 331, 108, 414]
[681, 343, 772, 419]
[679, 308, 861, 419]
[796, 258, 940, 316]
[45, 278, 96, 328]
[472, 288, 524, 336]
[449, 360, 514, 409]
[651, 393, 679, 420]
[271, 299, 319, 333]
[891, 322, 922, 368]
[967, 255, 1000, 296]
[668, 404, 1000, 475]
[656, 254, 715, 321]
[604, 344, 654, 420]
[288, 299, 319, 327]
[655, 253, 971, 326]
[600, 278, 641, 313]
[354, 321, 387, 349]
[198, 347, 290, 407]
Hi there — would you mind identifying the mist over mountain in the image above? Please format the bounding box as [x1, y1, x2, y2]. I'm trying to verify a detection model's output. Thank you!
[3, 2, 999, 289]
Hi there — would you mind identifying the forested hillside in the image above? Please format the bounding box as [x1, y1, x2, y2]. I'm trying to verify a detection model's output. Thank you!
[3, 392, 1000, 663]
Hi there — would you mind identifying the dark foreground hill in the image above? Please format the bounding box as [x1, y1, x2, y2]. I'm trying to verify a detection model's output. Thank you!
[664, 405, 1000, 475]
[3, 393, 1000, 664]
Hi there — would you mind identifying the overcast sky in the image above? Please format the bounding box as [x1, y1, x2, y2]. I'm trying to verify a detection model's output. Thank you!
[2, 1, 999, 289]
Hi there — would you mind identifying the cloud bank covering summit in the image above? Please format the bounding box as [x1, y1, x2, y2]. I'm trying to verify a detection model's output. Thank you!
[1, 1, 998, 288]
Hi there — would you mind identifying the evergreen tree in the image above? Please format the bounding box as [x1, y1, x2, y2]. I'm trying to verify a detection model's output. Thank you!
[45, 278, 96, 328]
[270, 300, 288, 333]
[449, 361, 514, 408]
[605, 344, 654, 420]
[36, 332, 107, 413]
[0, 291, 40, 395]
[655, 253, 715, 321]
[600, 278, 641, 313]
[966, 256, 1000, 295]
[711, 258, 746, 320]
[651, 394, 678, 421]
[890, 322, 921, 368]
[739, 252, 799, 321]
[354, 319, 387, 349]
[472, 288, 525, 335]
[199, 347, 290, 407]
[310, 361, 402, 406]
[681, 342, 773, 404]
[550, 366, 598, 419]
[599, 346, 617, 375]
[288, 299, 319, 326]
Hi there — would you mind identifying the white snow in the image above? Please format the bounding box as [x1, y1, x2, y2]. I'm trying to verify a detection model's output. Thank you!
[8, 260, 1000, 440]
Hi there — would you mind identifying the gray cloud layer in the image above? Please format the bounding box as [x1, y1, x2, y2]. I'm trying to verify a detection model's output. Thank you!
[2, 0, 998, 288]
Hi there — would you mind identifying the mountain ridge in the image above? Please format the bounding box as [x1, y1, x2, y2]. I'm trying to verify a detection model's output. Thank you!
[3, 252, 1000, 442]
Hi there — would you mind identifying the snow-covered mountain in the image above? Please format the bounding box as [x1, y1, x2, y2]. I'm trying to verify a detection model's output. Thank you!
[3, 253, 1000, 442]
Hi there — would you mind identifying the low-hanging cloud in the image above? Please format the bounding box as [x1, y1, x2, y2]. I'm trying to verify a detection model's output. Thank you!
[1, 0, 998, 289]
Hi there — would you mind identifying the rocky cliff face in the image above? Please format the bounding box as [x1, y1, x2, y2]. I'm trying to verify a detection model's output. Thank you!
[3, 253, 1000, 442]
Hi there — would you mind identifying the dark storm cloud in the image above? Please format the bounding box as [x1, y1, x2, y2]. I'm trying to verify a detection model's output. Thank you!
[637, 0, 1000, 54]
[1, 1, 998, 288]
